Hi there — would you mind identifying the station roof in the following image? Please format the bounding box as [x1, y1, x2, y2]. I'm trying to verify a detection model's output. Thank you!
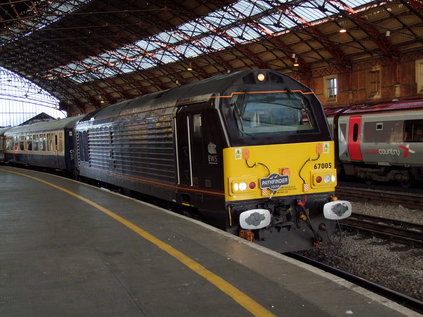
[0, 0, 422, 114]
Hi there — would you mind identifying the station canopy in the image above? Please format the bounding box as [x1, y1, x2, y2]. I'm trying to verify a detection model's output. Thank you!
[0, 0, 422, 113]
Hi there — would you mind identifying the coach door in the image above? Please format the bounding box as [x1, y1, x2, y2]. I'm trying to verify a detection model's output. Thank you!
[347, 116, 363, 161]
[175, 104, 224, 191]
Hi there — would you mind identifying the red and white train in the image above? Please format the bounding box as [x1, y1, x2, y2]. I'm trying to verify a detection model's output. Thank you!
[327, 99, 423, 187]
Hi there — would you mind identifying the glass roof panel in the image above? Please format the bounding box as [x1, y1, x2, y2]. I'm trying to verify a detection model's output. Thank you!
[176, 44, 203, 58]
[293, 6, 327, 23]
[1, 0, 93, 46]
[60, 0, 376, 83]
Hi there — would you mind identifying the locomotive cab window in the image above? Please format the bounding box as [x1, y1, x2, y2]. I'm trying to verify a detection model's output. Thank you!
[230, 92, 315, 136]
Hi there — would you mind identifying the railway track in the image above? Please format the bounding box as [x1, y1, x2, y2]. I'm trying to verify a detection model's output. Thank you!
[339, 213, 423, 247]
[286, 252, 423, 314]
[336, 185, 423, 210]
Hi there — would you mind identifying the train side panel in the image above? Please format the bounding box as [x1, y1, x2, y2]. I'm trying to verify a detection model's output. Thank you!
[76, 103, 177, 202]
[334, 103, 423, 184]
[4, 129, 69, 170]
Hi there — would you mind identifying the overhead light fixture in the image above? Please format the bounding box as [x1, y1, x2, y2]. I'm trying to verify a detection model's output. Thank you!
[187, 63, 193, 71]
[385, 30, 391, 37]
[339, 28, 347, 33]
[293, 58, 299, 67]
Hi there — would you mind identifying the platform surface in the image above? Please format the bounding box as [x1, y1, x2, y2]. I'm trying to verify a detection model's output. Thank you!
[0, 166, 418, 317]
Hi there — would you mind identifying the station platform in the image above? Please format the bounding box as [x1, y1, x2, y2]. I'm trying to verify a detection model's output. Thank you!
[0, 166, 417, 317]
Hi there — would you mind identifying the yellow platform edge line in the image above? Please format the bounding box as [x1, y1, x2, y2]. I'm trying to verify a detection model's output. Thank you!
[3, 169, 277, 317]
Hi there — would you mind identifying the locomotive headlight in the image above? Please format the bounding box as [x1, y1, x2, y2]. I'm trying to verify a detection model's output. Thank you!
[324, 174, 331, 183]
[257, 73, 266, 81]
[239, 182, 248, 191]
[229, 177, 258, 196]
[331, 175, 336, 183]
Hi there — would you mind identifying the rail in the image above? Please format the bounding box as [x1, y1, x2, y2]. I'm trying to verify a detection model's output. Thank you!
[285, 252, 423, 314]
[340, 213, 423, 248]
[336, 185, 423, 210]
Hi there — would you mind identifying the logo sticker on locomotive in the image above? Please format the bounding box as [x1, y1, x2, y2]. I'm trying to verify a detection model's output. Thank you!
[260, 173, 290, 191]
[323, 142, 330, 154]
[235, 148, 242, 160]
[208, 142, 218, 165]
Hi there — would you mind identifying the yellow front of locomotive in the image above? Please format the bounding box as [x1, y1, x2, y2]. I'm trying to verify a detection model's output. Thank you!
[223, 142, 349, 251]
[224, 141, 337, 201]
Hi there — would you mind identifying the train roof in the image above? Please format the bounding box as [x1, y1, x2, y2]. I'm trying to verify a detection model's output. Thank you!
[0, 127, 11, 135]
[80, 69, 313, 122]
[4, 115, 84, 135]
[325, 99, 423, 116]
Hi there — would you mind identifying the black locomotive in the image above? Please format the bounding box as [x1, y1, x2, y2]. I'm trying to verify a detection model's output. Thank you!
[2, 70, 351, 252]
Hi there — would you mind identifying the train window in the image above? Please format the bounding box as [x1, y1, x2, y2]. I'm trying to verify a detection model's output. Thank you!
[192, 114, 202, 138]
[19, 136, 25, 151]
[57, 134, 63, 152]
[27, 136, 33, 151]
[231, 92, 315, 136]
[353, 124, 359, 142]
[33, 135, 39, 151]
[40, 134, 46, 151]
[404, 120, 423, 142]
[6, 138, 13, 150]
[376, 123, 383, 131]
[47, 133, 53, 151]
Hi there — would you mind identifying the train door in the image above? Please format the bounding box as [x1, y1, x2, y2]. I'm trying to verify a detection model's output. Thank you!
[347, 116, 363, 161]
[175, 103, 225, 193]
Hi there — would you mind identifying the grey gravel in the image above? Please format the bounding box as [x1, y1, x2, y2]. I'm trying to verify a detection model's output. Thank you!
[298, 200, 423, 301]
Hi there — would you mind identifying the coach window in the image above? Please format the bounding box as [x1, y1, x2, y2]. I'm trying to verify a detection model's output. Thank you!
[6, 138, 13, 150]
[57, 133, 63, 152]
[19, 136, 25, 151]
[27, 136, 33, 151]
[40, 134, 46, 151]
[47, 133, 54, 151]
[33, 135, 39, 151]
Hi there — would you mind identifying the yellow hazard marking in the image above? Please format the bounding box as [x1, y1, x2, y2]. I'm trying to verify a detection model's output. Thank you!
[2, 168, 276, 317]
